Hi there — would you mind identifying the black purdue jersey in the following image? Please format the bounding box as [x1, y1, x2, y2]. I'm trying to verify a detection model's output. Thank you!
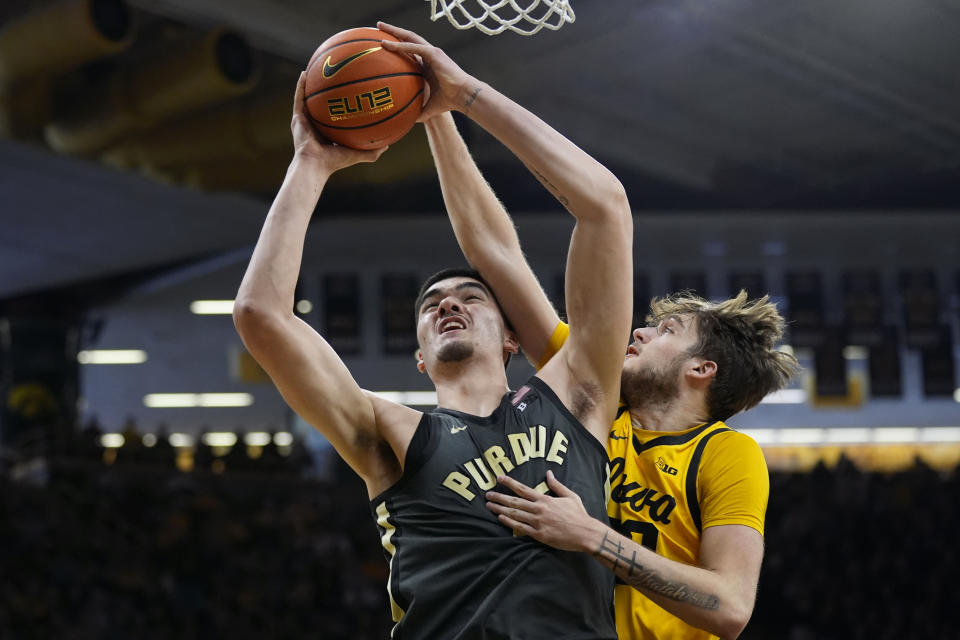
[370, 376, 616, 640]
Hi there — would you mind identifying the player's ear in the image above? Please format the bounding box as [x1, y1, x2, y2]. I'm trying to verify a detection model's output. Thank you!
[415, 349, 426, 374]
[687, 358, 717, 385]
[504, 330, 520, 355]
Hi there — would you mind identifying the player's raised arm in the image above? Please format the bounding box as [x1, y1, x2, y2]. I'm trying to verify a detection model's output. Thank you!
[233, 73, 400, 489]
[424, 113, 561, 366]
[381, 23, 633, 439]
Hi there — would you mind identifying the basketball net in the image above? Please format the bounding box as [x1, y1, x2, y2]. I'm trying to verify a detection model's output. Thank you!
[427, 0, 575, 36]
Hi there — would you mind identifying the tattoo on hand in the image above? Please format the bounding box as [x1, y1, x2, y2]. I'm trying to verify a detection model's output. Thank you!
[594, 532, 720, 610]
[533, 169, 570, 206]
[464, 86, 482, 111]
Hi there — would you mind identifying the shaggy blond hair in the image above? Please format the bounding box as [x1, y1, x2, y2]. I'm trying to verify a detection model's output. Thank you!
[647, 290, 799, 421]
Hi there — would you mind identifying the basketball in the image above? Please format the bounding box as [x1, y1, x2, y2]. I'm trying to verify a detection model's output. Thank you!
[303, 27, 424, 150]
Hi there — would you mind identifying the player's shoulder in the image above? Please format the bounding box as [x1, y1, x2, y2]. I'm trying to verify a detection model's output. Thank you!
[362, 389, 425, 446]
[701, 423, 768, 473]
[706, 423, 763, 452]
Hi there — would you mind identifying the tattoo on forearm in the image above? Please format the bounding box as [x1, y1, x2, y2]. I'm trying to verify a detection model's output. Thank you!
[464, 86, 482, 111]
[594, 531, 720, 610]
[532, 168, 570, 206]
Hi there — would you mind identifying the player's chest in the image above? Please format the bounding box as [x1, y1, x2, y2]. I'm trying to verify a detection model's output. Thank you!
[427, 418, 574, 502]
[608, 449, 690, 526]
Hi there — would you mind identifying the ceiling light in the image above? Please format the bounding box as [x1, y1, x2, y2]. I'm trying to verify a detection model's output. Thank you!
[169, 433, 195, 448]
[78, 349, 147, 364]
[143, 393, 253, 408]
[842, 346, 868, 360]
[190, 300, 235, 315]
[100, 433, 125, 448]
[198, 393, 253, 407]
[202, 432, 238, 447]
[244, 432, 271, 446]
[295, 299, 313, 314]
[779, 428, 825, 444]
[921, 427, 960, 443]
[760, 389, 806, 404]
[873, 427, 919, 443]
[825, 428, 871, 444]
[373, 391, 438, 406]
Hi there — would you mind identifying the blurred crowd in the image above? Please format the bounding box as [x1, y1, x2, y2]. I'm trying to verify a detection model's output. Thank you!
[1, 423, 956, 639]
[747, 456, 959, 640]
[1, 421, 391, 640]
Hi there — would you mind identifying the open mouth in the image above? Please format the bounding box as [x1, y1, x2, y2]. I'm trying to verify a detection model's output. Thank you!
[626, 344, 639, 356]
[438, 317, 466, 334]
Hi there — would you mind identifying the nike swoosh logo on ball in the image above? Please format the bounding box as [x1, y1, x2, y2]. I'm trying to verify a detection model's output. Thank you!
[322, 47, 381, 78]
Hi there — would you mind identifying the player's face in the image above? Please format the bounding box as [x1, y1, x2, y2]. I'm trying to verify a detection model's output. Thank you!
[620, 314, 700, 407]
[415, 277, 507, 367]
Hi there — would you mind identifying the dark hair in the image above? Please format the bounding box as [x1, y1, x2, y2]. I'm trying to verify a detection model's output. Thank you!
[647, 290, 800, 421]
[414, 267, 514, 366]
[415, 268, 490, 315]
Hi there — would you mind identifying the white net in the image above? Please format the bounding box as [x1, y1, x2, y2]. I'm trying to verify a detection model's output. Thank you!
[427, 0, 575, 36]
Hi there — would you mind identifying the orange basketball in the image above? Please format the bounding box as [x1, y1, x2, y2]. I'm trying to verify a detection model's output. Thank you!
[304, 27, 424, 150]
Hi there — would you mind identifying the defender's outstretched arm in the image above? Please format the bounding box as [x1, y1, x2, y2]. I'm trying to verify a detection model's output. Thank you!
[425, 113, 561, 365]
[382, 22, 633, 438]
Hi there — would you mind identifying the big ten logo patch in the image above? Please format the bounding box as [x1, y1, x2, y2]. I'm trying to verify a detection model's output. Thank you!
[655, 456, 678, 475]
[327, 87, 393, 121]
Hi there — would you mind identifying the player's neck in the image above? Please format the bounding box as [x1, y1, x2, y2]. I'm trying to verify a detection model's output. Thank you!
[430, 359, 509, 416]
[628, 393, 710, 433]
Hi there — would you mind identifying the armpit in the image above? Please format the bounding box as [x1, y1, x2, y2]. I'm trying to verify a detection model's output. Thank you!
[569, 380, 601, 422]
[354, 428, 402, 476]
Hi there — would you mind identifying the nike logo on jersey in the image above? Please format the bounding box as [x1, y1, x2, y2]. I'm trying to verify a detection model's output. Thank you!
[609, 432, 628, 440]
[322, 47, 381, 78]
[450, 425, 468, 434]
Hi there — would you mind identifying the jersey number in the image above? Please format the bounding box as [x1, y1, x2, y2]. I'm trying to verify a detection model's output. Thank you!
[612, 517, 659, 552]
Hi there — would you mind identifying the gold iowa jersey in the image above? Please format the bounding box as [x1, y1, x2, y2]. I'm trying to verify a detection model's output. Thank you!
[541, 322, 769, 640]
[607, 409, 768, 640]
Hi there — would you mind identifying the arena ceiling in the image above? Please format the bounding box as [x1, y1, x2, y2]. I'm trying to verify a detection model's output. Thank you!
[1, 0, 959, 302]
